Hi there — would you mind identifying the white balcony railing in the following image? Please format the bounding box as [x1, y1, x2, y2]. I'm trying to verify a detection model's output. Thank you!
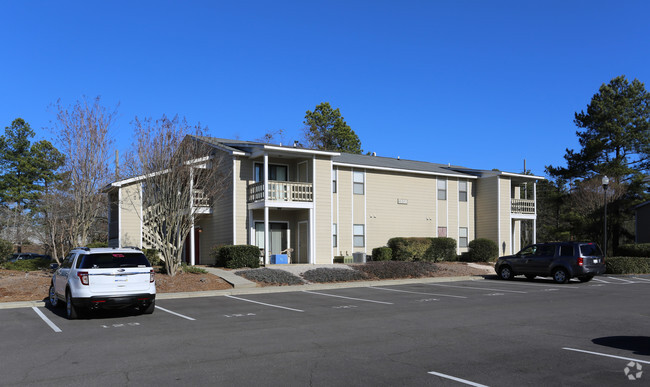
[511, 199, 535, 214]
[247, 181, 313, 203]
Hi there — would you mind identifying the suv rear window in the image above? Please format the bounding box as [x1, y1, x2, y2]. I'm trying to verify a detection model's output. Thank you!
[579, 244, 603, 257]
[76, 253, 151, 269]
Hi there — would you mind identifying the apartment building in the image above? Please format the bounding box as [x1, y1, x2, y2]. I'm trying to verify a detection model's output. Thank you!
[106, 136, 543, 265]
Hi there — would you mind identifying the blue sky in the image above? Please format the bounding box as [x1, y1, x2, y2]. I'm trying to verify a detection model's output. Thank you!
[1, 0, 649, 177]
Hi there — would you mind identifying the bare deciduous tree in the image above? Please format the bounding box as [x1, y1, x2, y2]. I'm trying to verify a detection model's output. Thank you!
[124, 115, 229, 276]
[51, 96, 116, 246]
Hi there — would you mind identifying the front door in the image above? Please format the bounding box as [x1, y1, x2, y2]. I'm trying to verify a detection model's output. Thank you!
[298, 221, 308, 263]
[255, 222, 288, 255]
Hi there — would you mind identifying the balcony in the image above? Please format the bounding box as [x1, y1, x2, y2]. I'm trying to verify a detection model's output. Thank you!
[193, 189, 212, 214]
[248, 181, 313, 203]
[511, 199, 535, 214]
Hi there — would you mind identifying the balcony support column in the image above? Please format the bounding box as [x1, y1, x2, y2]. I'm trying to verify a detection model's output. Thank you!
[189, 168, 196, 266]
[263, 153, 269, 265]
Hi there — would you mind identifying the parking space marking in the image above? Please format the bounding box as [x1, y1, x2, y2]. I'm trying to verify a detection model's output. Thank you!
[483, 281, 580, 289]
[632, 277, 650, 283]
[225, 295, 304, 312]
[425, 283, 527, 294]
[155, 306, 196, 320]
[563, 347, 650, 365]
[302, 290, 393, 305]
[592, 278, 610, 283]
[605, 277, 637, 284]
[428, 371, 489, 387]
[31, 307, 62, 333]
[369, 286, 468, 299]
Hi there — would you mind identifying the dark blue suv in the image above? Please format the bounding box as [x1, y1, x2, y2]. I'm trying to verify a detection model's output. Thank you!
[495, 242, 606, 283]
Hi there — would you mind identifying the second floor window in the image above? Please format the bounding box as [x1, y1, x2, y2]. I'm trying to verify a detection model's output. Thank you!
[332, 169, 337, 193]
[437, 179, 447, 200]
[353, 171, 365, 195]
[255, 164, 288, 182]
[459, 181, 468, 202]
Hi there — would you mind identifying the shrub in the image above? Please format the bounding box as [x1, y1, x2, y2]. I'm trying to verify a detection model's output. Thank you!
[616, 244, 650, 258]
[143, 248, 162, 266]
[468, 238, 499, 262]
[181, 263, 208, 274]
[302, 268, 368, 282]
[355, 261, 439, 279]
[333, 256, 345, 263]
[4, 258, 51, 271]
[426, 237, 457, 262]
[236, 268, 304, 285]
[605, 257, 650, 274]
[387, 237, 431, 261]
[0, 239, 13, 262]
[371, 247, 392, 261]
[214, 245, 260, 269]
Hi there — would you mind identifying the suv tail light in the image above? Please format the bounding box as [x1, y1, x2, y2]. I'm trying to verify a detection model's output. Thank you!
[150, 268, 155, 283]
[577, 257, 584, 266]
[77, 271, 89, 285]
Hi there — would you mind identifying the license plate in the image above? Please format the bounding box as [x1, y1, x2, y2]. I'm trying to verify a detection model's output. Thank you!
[593, 259, 600, 263]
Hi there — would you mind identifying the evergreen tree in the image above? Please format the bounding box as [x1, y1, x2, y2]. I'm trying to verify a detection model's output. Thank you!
[303, 102, 362, 154]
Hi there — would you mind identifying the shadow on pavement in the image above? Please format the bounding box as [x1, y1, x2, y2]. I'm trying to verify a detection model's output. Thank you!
[592, 336, 650, 356]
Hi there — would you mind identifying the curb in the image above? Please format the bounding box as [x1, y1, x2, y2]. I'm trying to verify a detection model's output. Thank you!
[0, 275, 488, 310]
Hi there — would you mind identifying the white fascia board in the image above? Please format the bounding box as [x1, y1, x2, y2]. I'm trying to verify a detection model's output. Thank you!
[250, 146, 340, 159]
[332, 162, 477, 179]
[499, 171, 546, 180]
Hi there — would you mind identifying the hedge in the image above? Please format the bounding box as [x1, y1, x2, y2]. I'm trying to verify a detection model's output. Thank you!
[387, 237, 458, 262]
[4, 258, 51, 271]
[212, 245, 261, 269]
[426, 237, 457, 262]
[605, 257, 650, 274]
[616, 244, 650, 258]
[467, 238, 499, 262]
[371, 247, 392, 261]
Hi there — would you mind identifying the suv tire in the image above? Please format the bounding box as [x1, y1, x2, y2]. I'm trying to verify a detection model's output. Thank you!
[498, 265, 514, 280]
[66, 290, 81, 320]
[552, 268, 569, 284]
[49, 284, 60, 308]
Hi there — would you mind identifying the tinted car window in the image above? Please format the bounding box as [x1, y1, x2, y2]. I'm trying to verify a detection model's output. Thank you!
[61, 254, 75, 268]
[77, 253, 151, 269]
[559, 245, 574, 257]
[579, 244, 603, 257]
[519, 245, 537, 257]
[535, 245, 555, 257]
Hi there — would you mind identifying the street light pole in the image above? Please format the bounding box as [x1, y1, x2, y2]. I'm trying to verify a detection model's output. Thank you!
[602, 176, 609, 258]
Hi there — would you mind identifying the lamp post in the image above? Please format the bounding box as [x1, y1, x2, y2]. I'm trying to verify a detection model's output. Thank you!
[602, 175, 609, 258]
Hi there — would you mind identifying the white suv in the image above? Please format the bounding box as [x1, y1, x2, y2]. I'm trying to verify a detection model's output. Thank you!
[49, 247, 156, 319]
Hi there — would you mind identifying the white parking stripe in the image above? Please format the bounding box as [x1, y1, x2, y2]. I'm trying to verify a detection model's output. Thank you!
[428, 371, 489, 387]
[605, 277, 636, 284]
[369, 286, 468, 299]
[425, 283, 527, 294]
[563, 347, 650, 364]
[31, 307, 62, 333]
[483, 281, 580, 289]
[632, 277, 650, 282]
[155, 306, 196, 320]
[225, 295, 304, 312]
[303, 291, 393, 305]
[591, 278, 610, 283]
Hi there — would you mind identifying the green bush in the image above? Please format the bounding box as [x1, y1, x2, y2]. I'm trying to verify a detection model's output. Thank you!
[387, 237, 431, 261]
[371, 247, 392, 261]
[143, 248, 162, 266]
[467, 238, 499, 262]
[616, 244, 650, 258]
[214, 245, 260, 269]
[425, 237, 457, 262]
[605, 257, 650, 274]
[0, 239, 13, 262]
[4, 258, 51, 271]
[355, 261, 439, 279]
[181, 263, 208, 274]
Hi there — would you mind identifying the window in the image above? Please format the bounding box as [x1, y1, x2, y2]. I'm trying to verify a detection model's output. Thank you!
[559, 245, 573, 257]
[438, 227, 447, 237]
[459, 181, 468, 202]
[437, 179, 447, 200]
[353, 224, 365, 247]
[254, 164, 288, 182]
[332, 169, 337, 193]
[333, 223, 338, 247]
[459, 227, 468, 248]
[353, 171, 364, 195]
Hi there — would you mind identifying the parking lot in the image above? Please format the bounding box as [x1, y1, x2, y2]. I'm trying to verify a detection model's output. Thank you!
[2, 275, 649, 386]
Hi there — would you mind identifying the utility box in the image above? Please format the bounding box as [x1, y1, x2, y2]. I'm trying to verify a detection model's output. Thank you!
[270, 254, 288, 264]
[352, 252, 366, 263]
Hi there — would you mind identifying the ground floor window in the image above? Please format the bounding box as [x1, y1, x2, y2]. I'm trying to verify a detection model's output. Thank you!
[353, 224, 365, 247]
[333, 223, 337, 247]
[459, 227, 468, 248]
[438, 226, 447, 237]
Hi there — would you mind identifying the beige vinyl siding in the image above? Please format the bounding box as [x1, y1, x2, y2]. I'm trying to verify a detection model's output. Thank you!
[447, 179, 458, 247]
[336, 168, 353, 255]
[365, 170, 437, 251]
[458, 180, 475, 249]
[499, 177, 512, 255]
[437, 177, 448, 231]
[119, 184, 142, 248]
[352, 169, 365, 253]
[235, 157, 253, 245]
[314, 156, 332, 263]
[475, 176, 499, 245]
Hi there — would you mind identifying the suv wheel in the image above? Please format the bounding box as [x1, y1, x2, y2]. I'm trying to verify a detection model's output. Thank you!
[552, 268, 569, 284]
[49, 284, 59, 308]
[498, 266, 514, 280]
[66, 290, 81, 320]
